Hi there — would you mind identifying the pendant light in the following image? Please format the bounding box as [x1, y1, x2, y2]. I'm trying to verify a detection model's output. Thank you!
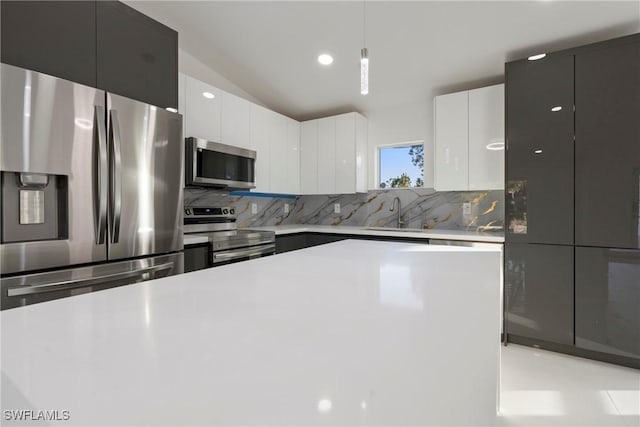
[361, 1, 369, 95]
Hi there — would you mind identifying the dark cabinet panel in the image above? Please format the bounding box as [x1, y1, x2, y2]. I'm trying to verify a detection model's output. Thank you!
[97, 1, 178, 109]
[575, 246, 640, 360]
[184, 244, 210, 272]
[505, 243, 573, 345]
[306, 233, 347, 247]
[275, 234, 308, 254]
[506, 55, 574, 245]
[575, 41, 640, 249]
[1, 1, 97, 87]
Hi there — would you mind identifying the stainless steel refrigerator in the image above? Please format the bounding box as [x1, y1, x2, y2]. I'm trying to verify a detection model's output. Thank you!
[0, 63, 184, 309]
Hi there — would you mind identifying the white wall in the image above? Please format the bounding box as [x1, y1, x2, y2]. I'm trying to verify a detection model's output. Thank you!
[179, 49, 265, 106]
[364, 101, 435, 190]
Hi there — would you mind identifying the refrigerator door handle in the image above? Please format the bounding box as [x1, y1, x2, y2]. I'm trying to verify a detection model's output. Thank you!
[6, 262, 175, 297]
[94, 105, 108, 245]
[109, 109, 123, 243]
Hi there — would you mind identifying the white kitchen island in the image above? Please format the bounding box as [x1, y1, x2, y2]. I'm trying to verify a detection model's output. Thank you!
[1, 240, 502, 426]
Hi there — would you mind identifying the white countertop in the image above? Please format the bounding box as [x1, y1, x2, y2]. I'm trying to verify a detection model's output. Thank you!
[1, 240, 501, 426]
[246, 224, 505, 243]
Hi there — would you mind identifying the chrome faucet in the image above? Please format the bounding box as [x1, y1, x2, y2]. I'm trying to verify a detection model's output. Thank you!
[389, 197, 404, 228]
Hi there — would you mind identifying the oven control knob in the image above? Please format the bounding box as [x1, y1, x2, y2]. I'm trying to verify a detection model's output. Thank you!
[230, 208, 235, 215]
[223, 208, 229, 215]
[185, 208, 192, 216]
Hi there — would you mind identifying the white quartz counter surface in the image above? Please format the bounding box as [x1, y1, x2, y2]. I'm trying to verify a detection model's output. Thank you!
[245, 224, 505, 243]
[1, 240, 501, 426]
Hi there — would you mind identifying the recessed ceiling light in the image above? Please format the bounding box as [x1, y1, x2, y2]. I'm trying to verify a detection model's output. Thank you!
[202, 92, 215, 99]
[165, 107, 178, 113]
[534, 149, 543, 154]
[318, 54, 333, 65]
[528, 53, 547, 61]
[551, 106, 562, 112]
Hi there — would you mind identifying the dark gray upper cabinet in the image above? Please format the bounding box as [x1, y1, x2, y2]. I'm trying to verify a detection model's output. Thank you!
[0, 1, 177, 109]
[1, 1, 97, 88]
[575, 246, 640, 360]
[97, 1, 178, 110]
[575, 39, 640, 249]
[505, 243, 574, 345]
[505, 55, 574, 245]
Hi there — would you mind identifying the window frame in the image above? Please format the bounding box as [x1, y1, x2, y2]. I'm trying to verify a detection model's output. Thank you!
[375, 139, 425, 190]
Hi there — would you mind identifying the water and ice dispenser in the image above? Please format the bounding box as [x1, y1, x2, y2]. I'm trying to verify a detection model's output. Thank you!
[0, 171, 68, 243]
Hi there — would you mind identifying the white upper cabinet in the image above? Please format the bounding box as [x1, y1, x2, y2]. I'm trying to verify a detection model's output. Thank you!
[221, 91, 251, 149]
[181, 73, 222, 143]
[180, 73, 300, 194]
[250, 105, 300, 194]
[285, 118, 301, 195]
[317, 117, 336, 194]
[434, 84, 504, 191]
[300, 120, 319, 194]
[434, 91, 469, 191]
[300, 112, 367, 195]
[268, 111, 289, 193]
[468, 84, 505, 190]
[250, 104, 270, 192]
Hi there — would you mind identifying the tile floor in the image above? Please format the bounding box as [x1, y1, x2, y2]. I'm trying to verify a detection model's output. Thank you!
[499, 344, 640, 427]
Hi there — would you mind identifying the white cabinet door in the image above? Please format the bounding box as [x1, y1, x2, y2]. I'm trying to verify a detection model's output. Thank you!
[178, 73, 186, 116]
[355, 113, 368, 193]
[335, 113, 356, 194]
[317, 117, 336, 194]
[183, 74, 222, 142]
[268, 111, 288, 193]
[300, 121, 318, 194]
[434, 91, 469, 191]
[468, 84, 504, 190]
[221, 91, 251, 149]
[286, 118, 300, 195]
[250, 104, 269, 192]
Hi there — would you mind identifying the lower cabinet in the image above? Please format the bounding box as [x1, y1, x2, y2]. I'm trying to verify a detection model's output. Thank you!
[505, 243, 574, 345]
[275, 234, 347, 254]
[275, 234, 310, 254]
[275, 233, 434, 254]
[184, 244, 210, 273]
[575, 247, 640, 361]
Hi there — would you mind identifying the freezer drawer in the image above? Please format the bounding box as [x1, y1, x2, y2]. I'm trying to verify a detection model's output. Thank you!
[1, 252, 183, 310]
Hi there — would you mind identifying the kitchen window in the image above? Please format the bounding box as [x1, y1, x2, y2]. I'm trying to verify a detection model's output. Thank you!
[377, 141, 424, 188]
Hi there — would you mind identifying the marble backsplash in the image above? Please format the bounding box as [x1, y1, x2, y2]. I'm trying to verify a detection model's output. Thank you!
[184, 188, 504, 232]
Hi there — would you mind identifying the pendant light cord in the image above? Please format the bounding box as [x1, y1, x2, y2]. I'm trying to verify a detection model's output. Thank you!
[363, 0, 367, 48]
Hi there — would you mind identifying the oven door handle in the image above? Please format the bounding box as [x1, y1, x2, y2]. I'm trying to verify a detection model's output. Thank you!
[6, 263, 174, 297]
[212, 244, 276, 264]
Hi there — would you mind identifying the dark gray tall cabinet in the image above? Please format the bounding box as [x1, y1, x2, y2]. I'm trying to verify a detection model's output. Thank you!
[506, 33, 640, 368]
[1, 0, 178, 110]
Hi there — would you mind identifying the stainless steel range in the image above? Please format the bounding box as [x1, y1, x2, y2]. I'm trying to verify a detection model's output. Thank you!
[184, 206, 275, 266]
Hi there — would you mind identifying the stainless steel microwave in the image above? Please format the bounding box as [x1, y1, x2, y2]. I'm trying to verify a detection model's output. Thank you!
[185, 137, 256, 189]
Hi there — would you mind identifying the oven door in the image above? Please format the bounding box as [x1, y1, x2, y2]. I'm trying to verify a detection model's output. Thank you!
[211, 243, 275, 266]
[186, 137, 256, 189]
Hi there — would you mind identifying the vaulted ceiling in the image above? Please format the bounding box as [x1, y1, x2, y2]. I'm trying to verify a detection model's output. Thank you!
[126, 1, 640, 121]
